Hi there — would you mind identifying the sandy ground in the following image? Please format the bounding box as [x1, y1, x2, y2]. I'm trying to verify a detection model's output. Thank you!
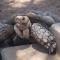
[0, 0, 60, 20]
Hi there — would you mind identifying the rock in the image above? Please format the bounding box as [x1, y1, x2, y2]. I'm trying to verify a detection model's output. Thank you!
[49, 23, 60, 55]
[31, 23, 56, 54]
[14, 16, 31, 39]
[27, 12, 55, 26]
[1, 44, 48, 60]
[0, 23, 14, 42]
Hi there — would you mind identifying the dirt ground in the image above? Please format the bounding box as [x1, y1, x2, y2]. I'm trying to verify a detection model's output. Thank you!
[0, 0, 60, 20]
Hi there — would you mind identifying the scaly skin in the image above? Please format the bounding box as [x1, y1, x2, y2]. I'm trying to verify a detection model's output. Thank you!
[0, 23, 14, 42]
[31, 23, 56, 54]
